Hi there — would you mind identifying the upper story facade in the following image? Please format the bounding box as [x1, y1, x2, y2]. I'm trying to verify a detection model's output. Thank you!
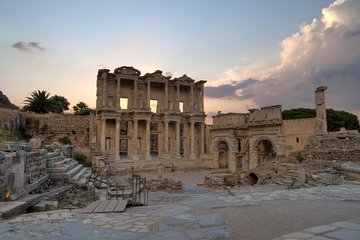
[96, 66, 206, 116]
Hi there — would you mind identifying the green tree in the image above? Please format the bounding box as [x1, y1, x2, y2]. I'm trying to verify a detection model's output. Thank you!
[73, 101, 88, 112]
[22, 90, 52, 113]
[73, 101, 94, 115]
[50, 95, 70, 113]
[282, 108, 359, 132]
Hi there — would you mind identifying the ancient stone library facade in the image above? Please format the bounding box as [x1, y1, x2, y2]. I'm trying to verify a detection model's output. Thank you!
[95, 66, 332, 173]
[95, 67, 208, 172]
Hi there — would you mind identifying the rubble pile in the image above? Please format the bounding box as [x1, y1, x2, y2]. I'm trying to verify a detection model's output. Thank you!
[147, 178, 183, 192]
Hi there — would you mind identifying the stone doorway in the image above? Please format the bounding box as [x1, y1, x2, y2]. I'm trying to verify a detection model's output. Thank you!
[217, 140, 229, 168]
[257, 139, 276, 165]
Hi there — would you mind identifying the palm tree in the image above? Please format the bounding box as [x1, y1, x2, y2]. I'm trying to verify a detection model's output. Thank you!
[50, 95, 70, 113]
[73, 101, 94, 115]
[22, 90, 52, 113]
[73, 101, 88, 112]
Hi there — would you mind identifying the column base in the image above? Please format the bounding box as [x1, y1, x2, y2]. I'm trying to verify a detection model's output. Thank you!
[175, 154, 181, 159]
[189, 153, 196, 159]
[132, 155, 139, 161]
[145, 154, 151, 161]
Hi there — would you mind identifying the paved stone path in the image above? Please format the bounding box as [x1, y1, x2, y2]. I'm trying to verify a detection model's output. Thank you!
[275, 220, 360, 240]
[1, 184, 360, 239]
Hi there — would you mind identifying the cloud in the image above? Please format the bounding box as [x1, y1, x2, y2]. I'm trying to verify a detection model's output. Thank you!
[11, 41, 45, 52]
[212, 0, 360, 115]
[204, 78, 257, 100]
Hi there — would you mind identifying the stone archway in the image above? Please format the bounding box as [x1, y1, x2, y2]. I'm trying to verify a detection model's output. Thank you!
[217, 140, 229, 168]
[254, 137, 276, 165]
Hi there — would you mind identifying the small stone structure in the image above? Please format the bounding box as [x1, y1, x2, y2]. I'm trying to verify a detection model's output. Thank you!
[210, 86, 336, 173]
[0, 147, 48, 201]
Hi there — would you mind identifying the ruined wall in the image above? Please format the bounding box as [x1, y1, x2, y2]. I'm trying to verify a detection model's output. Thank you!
[25, 113, 93, 147]
[0, 149, 48, 200]
[212, 113, 247, 127]
[288, 135, 360, 169]
[0, 108, 26, 141]
[23, 150, 47, 182]
[282, 118, 317, 156]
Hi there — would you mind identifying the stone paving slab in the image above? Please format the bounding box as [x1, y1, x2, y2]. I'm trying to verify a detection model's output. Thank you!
[1, 184, 360, 239]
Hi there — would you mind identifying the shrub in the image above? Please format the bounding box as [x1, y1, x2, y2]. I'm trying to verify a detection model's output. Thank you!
[58, 136, 71, 145]
[73, 152, 91, 167]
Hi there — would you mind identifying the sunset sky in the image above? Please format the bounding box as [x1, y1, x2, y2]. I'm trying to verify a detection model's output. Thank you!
[1, 0, 359, 119]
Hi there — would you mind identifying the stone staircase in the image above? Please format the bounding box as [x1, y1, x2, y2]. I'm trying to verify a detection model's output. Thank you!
[47, 152, 92, 186]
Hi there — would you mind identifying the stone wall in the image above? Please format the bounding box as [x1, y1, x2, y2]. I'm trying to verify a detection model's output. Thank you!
[283, 118, 317, 156]
[23, 150, 47, 182]
[0, 108, 26, 141]
[25, 113, 93, 146]
[287, 135, 360, 169]
[0, 149, 48, 200]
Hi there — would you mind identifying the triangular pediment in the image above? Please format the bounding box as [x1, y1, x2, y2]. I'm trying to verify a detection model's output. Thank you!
[114, 66, 141, 76]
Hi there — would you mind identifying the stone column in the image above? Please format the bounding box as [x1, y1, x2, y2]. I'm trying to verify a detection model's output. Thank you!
[101, 118, 106, 153]
[189, 121, 195, 159]
[164, 120, 169, 157]
[116, 75, 121, 109]
[201, 85, 204, 112]
[190, 85, 194, 112]
[133, 119, 138, 161]
[176, 121, 181, 158]
[133, 79, 137, 109]
[200, 122, 205, 156]
[145, 119, 151, 160]
[115, 118, 120, 160]
[102, 76, 107, 107]
[147, 81, 151, 110]
[315, 86, 328, 134]
[176, 84, 180, 111]
[165, 82, 168, 111]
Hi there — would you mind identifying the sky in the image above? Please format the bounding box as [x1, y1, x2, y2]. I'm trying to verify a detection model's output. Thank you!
[1, 0, 359, 121]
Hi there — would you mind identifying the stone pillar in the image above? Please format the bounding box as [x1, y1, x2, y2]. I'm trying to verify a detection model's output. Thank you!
[201, 85, 204, 112]
[190, 85, 194, 112]
[164, 120, 169, 157]
[200, 122, 205, 156]
[116, 75, 121, 109]
[115, 118, 120, 160]
[145, 119, 151, 160]
[102, 76, 107, 107]
[133, 79, 137, 109]
[165, 82, 168, 111]
[189, 121, 195, 159]
[176, 84, 180, 111]
[101, 118, 106, 153]
[176, 121, 181, 158]
[315, 86, 328, 134]
[133, 119, 138, 161]
[147, 81, 151, 110]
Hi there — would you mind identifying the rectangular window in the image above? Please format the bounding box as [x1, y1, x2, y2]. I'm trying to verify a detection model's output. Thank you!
[150, 99, 158, 113]
[120, 98, 128, 109]
[237, 138, 241, 152]
[179, 101, 184, 112]
[296, 137, 299, 143]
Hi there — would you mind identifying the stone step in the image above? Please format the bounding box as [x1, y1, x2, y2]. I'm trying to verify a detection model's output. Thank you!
[48, 155, 64, 164]
[70, 167, 88, 182]
[48, 161, 79, 173]
[47, 152, 58, 158]
[50, 158, 74, 168]
[65, 164, 84, 180]
[83, 168, 92, 179]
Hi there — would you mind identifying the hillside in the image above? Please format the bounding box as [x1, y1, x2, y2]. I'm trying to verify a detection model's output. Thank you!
[0, 90, 19, 110]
